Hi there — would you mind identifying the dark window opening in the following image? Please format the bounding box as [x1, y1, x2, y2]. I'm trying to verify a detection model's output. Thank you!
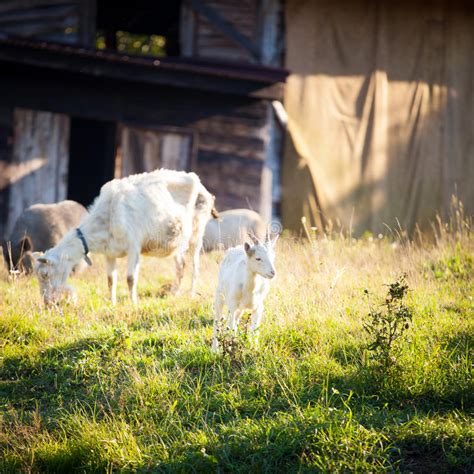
[67, 118, 116, 207]
[96, 0, 181, 57]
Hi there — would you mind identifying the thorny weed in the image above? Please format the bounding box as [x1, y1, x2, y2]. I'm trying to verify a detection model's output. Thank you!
[215, 311, 253, 366]
[363, 274, 413, 372]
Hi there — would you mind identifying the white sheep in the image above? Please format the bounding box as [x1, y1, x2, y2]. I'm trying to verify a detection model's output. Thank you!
[203, 209, 266, 251]
[33, 169, 215, 305]
[211, 234, 278, 352]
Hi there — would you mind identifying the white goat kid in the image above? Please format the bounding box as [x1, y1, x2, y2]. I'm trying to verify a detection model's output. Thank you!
[211, 235, 278, 352]
[34, 169, 213, 305]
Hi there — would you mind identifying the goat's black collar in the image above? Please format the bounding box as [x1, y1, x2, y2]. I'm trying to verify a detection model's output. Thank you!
[76, 228, 92, 266]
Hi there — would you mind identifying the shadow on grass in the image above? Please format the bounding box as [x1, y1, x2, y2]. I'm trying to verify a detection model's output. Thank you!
[0, 334, 129, 417]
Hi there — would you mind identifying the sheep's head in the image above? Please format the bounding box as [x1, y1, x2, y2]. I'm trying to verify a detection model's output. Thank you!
[244, 235, 278, 279]
[33, 251, 75, 305]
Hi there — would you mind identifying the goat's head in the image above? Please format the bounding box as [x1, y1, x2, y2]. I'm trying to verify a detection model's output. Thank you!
[195, 188, 219, 221]
[33, 250, 75, 305]
[244, 234, 278, 279]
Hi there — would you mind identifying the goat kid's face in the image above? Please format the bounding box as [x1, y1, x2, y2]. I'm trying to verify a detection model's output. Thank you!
[33, 252, 74, 305]
[244, 241, 277, 279]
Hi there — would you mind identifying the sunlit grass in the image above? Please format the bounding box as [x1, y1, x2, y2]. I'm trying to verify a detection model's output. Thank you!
[0, 220, 472, 472]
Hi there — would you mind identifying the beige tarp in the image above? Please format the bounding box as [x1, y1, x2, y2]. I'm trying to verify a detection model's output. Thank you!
[282, 0, 474, 234]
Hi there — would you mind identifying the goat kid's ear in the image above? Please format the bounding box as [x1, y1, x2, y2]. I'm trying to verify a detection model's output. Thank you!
[244, 242, 254, 256]
[34, 254, 57, 266]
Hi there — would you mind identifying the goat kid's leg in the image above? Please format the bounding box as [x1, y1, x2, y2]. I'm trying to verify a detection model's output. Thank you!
[106, 257, 118, 305]
[126, 250, 140, 305]
[250, 304, 264, 345]
[226, 301, 241, 334]
[171, 253, 185, 295]
[211, 289, 225, 352]
[189, 238, 202, 297]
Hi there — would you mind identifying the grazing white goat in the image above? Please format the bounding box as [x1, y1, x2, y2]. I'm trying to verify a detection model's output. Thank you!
[211, 234, 278, 352]
[203, 209, 266, 251]
[2, 200, 87, 274]
[33, 169, 216, 305]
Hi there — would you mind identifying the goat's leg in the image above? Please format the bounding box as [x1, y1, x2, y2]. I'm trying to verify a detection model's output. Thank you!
[211, 288, 225, 352]
[106, 256, 118, 305]
[171, 253, 185, 295]
[126, 250, 140, 304]
[250, 304, 264, 345]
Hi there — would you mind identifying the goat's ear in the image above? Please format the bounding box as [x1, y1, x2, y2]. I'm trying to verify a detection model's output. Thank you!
[31, 251, 43, 262]
[20, 236, 32, 252]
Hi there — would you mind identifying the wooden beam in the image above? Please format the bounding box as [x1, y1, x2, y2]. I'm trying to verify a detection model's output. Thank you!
[189, 0, 260, 61]
[79, 0, 96, 47]
[0, 43, 285, 100]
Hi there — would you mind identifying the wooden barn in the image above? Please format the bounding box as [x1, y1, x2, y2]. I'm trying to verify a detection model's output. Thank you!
[0, 0, 287, 241]
[2, 0, 472, 243]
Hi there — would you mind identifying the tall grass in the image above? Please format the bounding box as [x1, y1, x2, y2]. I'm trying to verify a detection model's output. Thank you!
[0, 212, 472, 472]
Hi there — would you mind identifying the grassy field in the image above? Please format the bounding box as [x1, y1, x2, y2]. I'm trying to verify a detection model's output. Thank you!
[0, 217, 472, 473]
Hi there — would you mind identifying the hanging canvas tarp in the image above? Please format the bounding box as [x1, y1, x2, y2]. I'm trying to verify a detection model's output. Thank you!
[283, 0, 474, 234]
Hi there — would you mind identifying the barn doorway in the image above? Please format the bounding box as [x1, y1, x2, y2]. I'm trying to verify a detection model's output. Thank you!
[67, 117, 116, 207]
[115, 124, 197, 178]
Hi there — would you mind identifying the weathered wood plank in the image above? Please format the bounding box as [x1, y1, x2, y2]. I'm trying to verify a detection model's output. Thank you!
[78, 0, 95, 47]
[189, 0, 260, 62]
[0, 4, 76, 24]
[5, 108, 70, 238]
[197, 152, 263, 211]
[198, 133, 265, 160]
[0, 0, 93, 45]
[180, 1, 196, 57]
[259, 0, 281, 66]
[119, 125, 194, 177]
[0, 0, 77, 15]
[190, 0, 260, 60]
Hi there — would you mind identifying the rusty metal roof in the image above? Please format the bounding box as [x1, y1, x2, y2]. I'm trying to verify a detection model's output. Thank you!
[0, 34, 289, 85]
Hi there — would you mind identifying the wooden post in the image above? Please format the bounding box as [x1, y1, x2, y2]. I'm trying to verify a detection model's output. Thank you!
[0, 106, 13, 242]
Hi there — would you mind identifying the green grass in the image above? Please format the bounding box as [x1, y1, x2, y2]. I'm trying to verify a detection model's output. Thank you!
[0, 226, 473, 473]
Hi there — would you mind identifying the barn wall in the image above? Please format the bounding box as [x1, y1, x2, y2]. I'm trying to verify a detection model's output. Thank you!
[0, 0, 96, 46]
[179, 0, 284, 217]
[194, 100, 268, 213]
[0, 62, 273, 219]
[3, 108, 70, 240]
[181, 0, 283, 66]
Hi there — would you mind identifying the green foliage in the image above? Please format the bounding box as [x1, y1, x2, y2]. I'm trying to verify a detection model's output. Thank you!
[363, 275, 413, 370]
[96, 31, 166, 57]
